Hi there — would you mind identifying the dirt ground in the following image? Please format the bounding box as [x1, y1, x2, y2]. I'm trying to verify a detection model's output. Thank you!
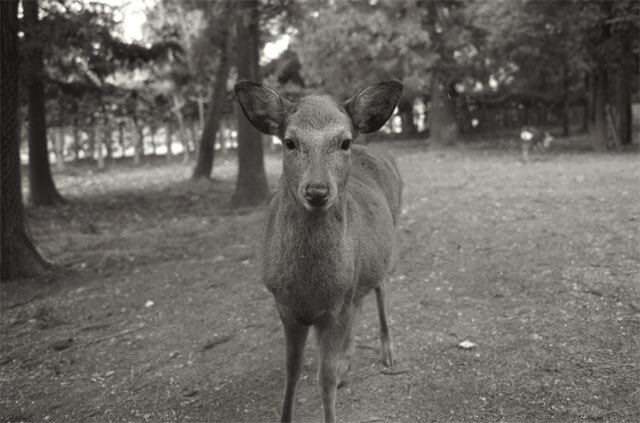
[1, 139, 639, 422]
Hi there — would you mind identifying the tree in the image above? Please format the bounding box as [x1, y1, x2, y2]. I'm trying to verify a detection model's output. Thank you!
[474, 0, 638, 149]
[144, 0, 235, 177]
[576, 1, 638, 150]
[295, 1, 433, 134]
[23, 0, 65, 205]
[21, 0, 183, 175]
[232, 0, 269, 207]
[192, 4, 233, 179]
[1, 0, 49, 280]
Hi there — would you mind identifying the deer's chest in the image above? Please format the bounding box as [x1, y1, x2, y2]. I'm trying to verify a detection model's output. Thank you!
[263, 222, 355, 324]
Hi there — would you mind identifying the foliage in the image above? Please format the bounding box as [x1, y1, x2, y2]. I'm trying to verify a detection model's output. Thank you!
[294, 0, 435, 99]
[19, 0, 182, 131]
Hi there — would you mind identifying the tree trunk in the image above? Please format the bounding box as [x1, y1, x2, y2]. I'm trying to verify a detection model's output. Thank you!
[429, 75, 459, 145]
[562, 63, 570, 137]
[189, 123, 198, 157]
[54, 128, 65, 170]
[150, 125, 157, 155]
[591, 66, 608, 152]
[166, 122, 173, 162]
[103, 115, 112, 163]
[95, 124, 104, 169]
[105, 130, 112, 163]
[398, 99, 417, 136]
[197, 96, 205, 135]
[1, 0, 49, 280]
[192, 8, 232, 179]
[582, 73, 591, 133]
[617, 28, 632, 145]
[24, 0, 64, 205]
[72, 123, 80, 160]
[133, 121, 143, 165]
[232, 0, 269, 207]
[173, 107, 189, 164]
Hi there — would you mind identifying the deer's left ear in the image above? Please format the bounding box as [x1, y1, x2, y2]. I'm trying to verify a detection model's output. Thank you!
[235, 81, 291, 136]
[344, 81, 403, 134]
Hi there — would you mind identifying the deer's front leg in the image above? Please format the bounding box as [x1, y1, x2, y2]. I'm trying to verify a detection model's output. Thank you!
[315, 313, 350, 423]
[280, 317, 310, 423]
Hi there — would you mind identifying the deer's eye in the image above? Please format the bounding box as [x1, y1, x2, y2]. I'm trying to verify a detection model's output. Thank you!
[284, 139, 296, 150]
[341, 139, 352, 150]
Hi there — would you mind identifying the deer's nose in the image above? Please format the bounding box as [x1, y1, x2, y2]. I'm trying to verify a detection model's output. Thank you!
[304, 184, 329, 207]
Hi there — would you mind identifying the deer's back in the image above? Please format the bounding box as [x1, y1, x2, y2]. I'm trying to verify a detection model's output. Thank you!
[350, 145, 402, 227]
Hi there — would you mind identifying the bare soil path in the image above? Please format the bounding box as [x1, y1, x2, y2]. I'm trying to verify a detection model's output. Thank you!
[2, 142, 639, 422]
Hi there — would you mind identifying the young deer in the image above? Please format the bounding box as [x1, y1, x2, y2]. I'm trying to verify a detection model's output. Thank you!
[520, 126, 553, 161]
[235, 81, 403, 423]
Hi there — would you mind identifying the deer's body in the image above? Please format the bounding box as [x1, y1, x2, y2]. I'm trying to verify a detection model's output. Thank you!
[521, 126, 553, 161]
[264, 145, 402, 325]
[235, 81, 403, 423]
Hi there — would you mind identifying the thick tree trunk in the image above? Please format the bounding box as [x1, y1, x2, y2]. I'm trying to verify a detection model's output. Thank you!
[192, 10, 232, 179]
[232, 0, 269, 207]
[24, 0, 64, 205]
[398, 99, 417, 136]
[429, 75, 459, 145]
[591, 66, 608, 152]
[1, 0, 49, 280]
[617, 28, 632, 145]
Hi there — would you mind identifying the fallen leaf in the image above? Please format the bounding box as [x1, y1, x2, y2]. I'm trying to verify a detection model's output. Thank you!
[458, 340, 477, 350]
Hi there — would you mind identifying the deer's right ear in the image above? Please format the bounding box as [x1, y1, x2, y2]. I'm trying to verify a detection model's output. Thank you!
[234, 81, 290, 136]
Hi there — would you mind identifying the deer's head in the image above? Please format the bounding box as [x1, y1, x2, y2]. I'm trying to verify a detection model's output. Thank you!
[235, 81, 402, 211]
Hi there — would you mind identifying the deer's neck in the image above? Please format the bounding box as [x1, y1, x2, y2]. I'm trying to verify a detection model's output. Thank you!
[280, 177, 348, 249]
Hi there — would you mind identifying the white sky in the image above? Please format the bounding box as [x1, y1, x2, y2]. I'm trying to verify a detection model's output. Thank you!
[106, 0, 289, 60]
[121, 9, 146, 42]
[104, 0, 150, 43]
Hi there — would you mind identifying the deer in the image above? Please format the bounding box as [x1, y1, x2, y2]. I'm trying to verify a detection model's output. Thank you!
[520, 126, 553, 162]
[234, 80, 403, 423]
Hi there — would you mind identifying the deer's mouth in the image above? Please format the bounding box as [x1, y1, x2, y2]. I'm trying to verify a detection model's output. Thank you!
[302, 197, 334, 212]
[306, 195, 328, 208]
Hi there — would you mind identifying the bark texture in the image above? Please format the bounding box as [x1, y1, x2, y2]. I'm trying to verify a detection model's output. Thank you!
[231, 0, 269, 207]
[24, 0, 64, 205]
[192, 8, 232, 179]
[429, 76, 459, 145]
[591, 66, 608, 152]
[1, 0, 49, 280]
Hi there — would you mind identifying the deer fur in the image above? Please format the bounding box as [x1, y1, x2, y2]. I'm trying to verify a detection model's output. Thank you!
[235, 80, 403, 423]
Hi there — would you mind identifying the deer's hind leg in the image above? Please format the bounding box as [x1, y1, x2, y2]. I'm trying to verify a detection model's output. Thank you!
[375, 280, 395, 367]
